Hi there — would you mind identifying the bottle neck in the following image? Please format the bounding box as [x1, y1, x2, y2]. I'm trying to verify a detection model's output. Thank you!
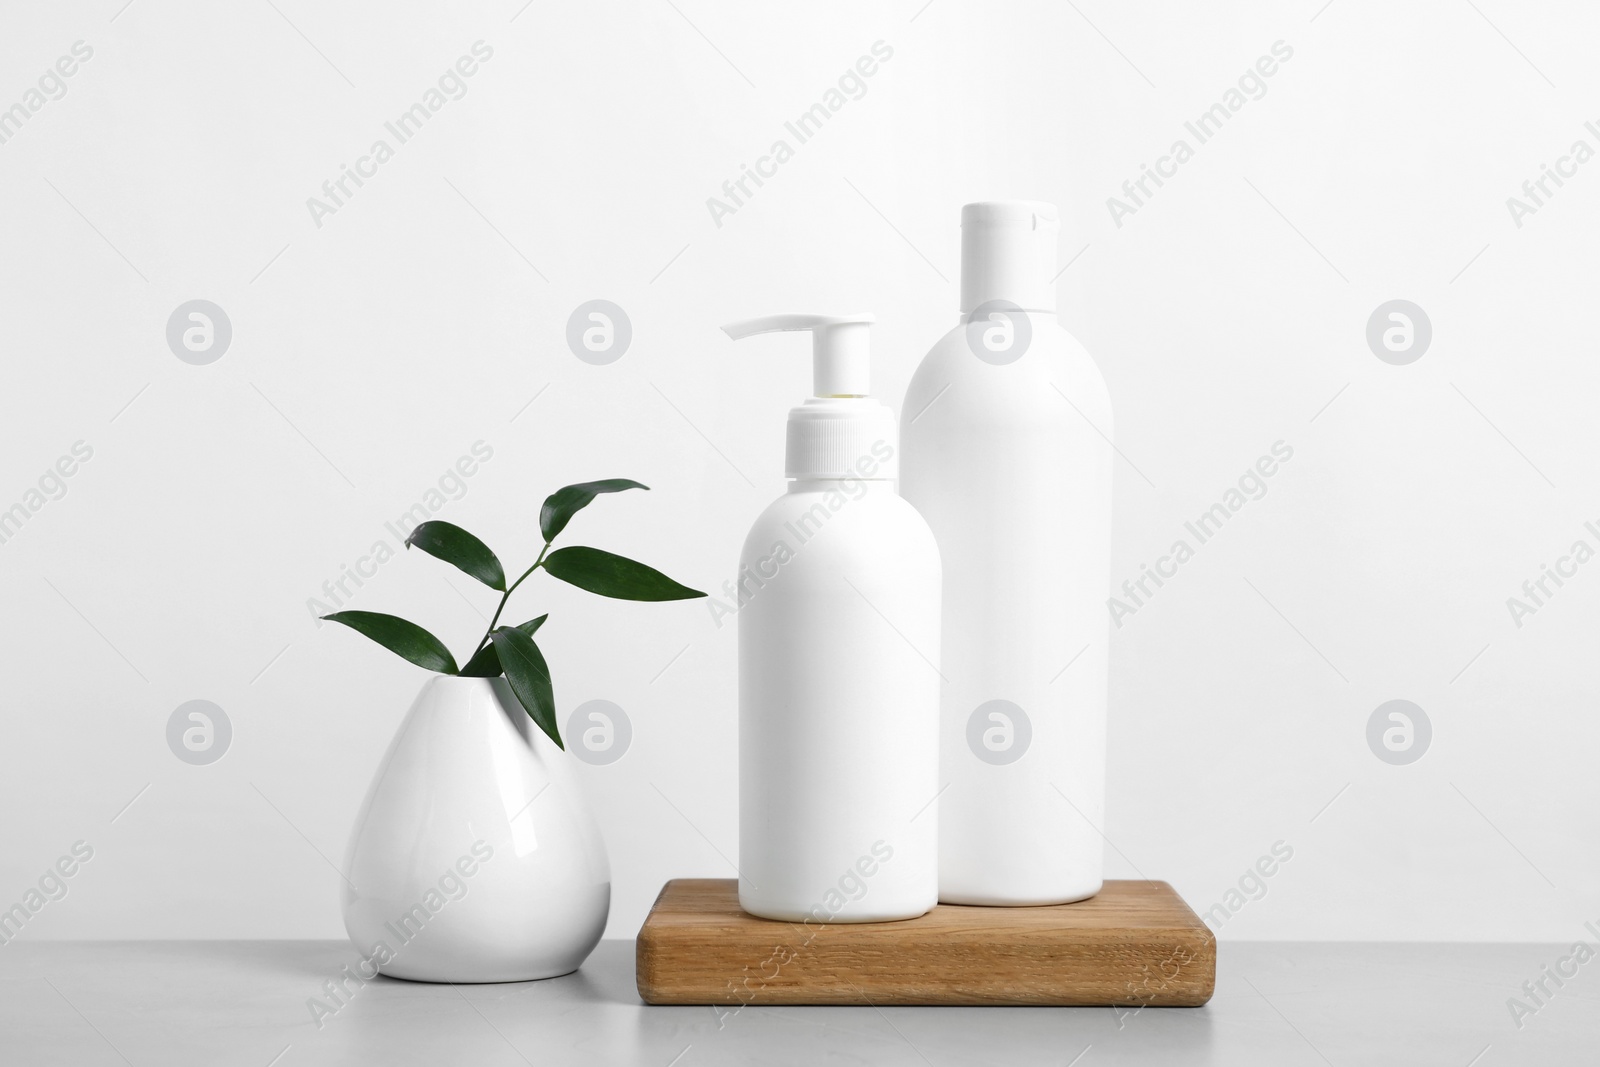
[787, 476, 895, 494]
[958, 307, 1056, 322]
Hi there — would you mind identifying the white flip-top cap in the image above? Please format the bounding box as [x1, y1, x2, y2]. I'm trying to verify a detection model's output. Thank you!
[960, 200, 1059, 314]
[721, 314, 898, 481]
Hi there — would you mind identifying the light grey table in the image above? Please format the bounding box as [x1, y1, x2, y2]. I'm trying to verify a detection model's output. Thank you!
[1, 940, 1593, 1065]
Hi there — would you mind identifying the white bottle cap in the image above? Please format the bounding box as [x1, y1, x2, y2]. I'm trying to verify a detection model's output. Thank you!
[960, 200, 1059, 314]
[722, 313, 898, 481]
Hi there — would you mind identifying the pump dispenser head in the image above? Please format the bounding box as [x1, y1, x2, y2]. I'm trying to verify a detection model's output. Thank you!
[721, 313, 875, 397]
[721, 313, 898, 482]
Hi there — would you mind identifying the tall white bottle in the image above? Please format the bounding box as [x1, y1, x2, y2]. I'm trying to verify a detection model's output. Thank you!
[901, 202, 1112, 905]
[724, 313, 941, 923]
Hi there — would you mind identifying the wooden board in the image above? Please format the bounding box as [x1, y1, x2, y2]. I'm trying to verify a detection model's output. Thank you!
[636, 878, 1215, 1007]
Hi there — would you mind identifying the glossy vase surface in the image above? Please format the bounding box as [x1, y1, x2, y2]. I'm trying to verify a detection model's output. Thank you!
[342, 675, 610, 982]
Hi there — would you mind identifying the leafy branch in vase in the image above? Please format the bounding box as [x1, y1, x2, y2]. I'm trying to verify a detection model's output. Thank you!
[322, 479, 705, 749]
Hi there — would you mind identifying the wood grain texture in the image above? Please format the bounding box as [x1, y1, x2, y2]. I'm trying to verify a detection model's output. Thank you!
[635, 879, 1216, 1006]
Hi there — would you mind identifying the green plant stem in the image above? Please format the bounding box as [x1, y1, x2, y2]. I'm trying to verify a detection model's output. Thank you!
[471, 542, 552, 656]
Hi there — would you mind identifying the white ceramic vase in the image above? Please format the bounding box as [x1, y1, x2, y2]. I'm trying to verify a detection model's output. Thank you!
[341, 675, 610, 982]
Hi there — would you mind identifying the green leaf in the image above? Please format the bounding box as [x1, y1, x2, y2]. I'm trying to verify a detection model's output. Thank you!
[405, 520, 505, 591]
[543, 546, 706, 602]
[322, 611, 459, 674]
[540, 479, 648, 543]
[458, 615, 548, 677]
[490, 626, 561, 749]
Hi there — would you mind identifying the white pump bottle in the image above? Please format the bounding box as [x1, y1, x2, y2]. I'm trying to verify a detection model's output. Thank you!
[901, 202, 1113, 905]
[723, 313, 941, 923]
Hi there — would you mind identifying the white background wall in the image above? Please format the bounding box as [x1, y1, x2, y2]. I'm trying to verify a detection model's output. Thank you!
[2, 0, 1596, 944]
